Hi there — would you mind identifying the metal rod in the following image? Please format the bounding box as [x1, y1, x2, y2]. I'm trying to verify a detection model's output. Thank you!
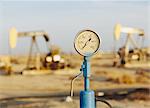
[83, 56, 90, 91]
[84, 77, 90, 91]
[70, 71, 83, 97]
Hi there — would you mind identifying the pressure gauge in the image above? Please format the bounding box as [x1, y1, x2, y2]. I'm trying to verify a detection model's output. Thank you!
[74, 29, 101, 56]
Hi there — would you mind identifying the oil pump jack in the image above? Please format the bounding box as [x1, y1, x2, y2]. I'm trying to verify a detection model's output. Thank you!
[9, 27, 65, 73]
[114, 24, 149, 66]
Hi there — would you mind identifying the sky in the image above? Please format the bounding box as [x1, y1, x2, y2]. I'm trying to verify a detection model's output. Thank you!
[0, 0, 149, 55]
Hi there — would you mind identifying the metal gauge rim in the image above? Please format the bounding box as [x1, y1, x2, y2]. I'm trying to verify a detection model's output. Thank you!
[74, 29, 101, 57]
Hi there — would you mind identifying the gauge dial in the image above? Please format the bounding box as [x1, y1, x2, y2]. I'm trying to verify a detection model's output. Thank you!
[74, 29, 100, 56]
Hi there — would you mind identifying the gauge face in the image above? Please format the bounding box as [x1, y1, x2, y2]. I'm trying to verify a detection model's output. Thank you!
[74, 29, 100, 56]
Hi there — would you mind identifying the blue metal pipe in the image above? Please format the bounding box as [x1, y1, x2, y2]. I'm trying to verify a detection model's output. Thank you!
[80, 90, 95, 108]
[80, 56, 95, 108]
[84, 77, 90, 91]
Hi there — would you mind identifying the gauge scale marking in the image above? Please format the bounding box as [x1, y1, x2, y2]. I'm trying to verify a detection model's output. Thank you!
[74, 30, 100, 56]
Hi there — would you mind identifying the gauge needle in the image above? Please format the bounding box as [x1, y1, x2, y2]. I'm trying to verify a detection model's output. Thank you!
[82, 38, 91, 49]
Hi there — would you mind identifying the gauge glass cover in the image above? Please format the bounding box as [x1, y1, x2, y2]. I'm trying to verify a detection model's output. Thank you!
[74, 30, 100, 56]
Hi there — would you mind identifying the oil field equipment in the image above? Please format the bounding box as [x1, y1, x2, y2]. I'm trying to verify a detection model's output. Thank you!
[44, 45, 65, 70]
[114, 24, 149, 65]
[9, 27, 65, 71]
[67, 29, 112, 108]
[9, 27, 49, 70]
[75, 29, 100, 108]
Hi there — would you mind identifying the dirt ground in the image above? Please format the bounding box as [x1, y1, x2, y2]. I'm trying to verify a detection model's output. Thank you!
[0, 54, 150, 108]
[0, 98, 150, 108]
